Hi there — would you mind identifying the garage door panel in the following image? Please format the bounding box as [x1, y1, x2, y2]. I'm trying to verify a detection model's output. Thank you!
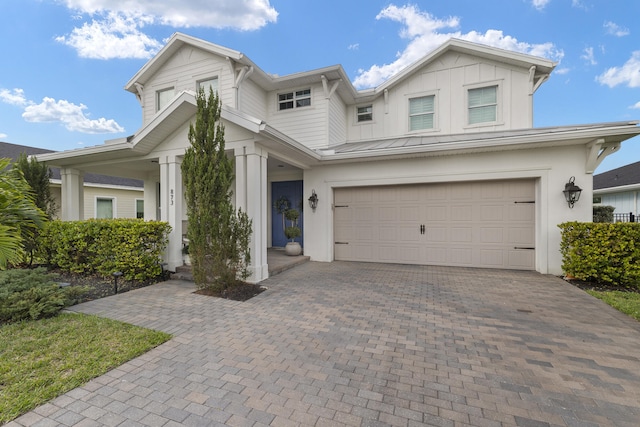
[480, 204, 505, 221]
[334, 180, 535, 270]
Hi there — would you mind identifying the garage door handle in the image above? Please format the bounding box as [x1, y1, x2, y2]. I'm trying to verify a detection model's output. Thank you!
[335, 242, 349, 245]
[420, 224, 425, 235]
[514, 247, 535, 250]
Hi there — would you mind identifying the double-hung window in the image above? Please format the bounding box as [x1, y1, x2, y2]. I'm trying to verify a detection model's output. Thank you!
[278, 89, 311, 110]
[409, 95, 435, 131]
[468, 86, 497, 124]
[156, 87, 175, 112]
[357, 105, 373, 122]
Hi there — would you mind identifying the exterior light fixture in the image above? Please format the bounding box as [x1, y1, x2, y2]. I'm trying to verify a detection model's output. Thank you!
[563, 176, 582, 208]
[308, 189, 319, 211]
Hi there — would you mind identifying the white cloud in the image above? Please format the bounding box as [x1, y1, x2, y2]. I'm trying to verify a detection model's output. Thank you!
[353, 4, 564, 89]
[348, 43, 359, 51]
[554, 67, 570, 75]
[630, 101, 640, 109]
[23, 97, 125, 134]
[0, 133, 7, 139]
[60, 0, 278, 29]
[604, 21, 630, 37]
[0, 88, 29, 106]
[1, 88, 124, 134]
[56, 11, 162, 59]
[597, 51, 640, 88]
[581, 46, 597, 65]
[532, 0, 551, 10]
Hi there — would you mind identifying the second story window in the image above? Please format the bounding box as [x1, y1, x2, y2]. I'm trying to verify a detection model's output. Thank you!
[357, 105, 373, 122]
[156, 87, 175, 112]
[198, 77, 218, 95]
[468, 86, 497, 124]
[409, 95, 435, 131]
[279, 89, 311, 111]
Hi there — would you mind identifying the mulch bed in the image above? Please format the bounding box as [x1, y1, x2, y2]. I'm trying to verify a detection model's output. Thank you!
[562, 276, 640, 294]
[194, 284, 266, 301]
[52, 270, 266, 303]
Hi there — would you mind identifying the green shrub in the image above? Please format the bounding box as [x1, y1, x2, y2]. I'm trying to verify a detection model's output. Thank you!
[37, 219, 171, 281]
[0, 268, 85, 324]
[593, 205, 615, 223]
[559, 221, 640, 288]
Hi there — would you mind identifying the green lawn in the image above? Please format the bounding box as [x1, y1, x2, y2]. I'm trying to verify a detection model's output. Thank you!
[0, 313, 171, 423]
[586, 290, 640, 322]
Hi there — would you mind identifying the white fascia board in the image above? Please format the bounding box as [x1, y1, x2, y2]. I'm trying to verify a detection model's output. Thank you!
[32, 141, 132, 165]
[594, 183, 640, 194]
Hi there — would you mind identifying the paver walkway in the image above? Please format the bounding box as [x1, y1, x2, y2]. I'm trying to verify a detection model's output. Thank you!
[9, 262, 640, 426]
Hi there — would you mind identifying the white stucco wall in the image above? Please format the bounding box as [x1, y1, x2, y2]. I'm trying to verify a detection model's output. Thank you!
[302, 144, 592, 276]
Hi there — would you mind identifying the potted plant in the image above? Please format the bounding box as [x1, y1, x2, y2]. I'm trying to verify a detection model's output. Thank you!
[182, 241, 191, 265]
[284, 208, 302, 256]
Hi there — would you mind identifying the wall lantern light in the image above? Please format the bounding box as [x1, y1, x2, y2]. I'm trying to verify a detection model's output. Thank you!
[563, 176, 582, 208]
[308, 189, 319, 211]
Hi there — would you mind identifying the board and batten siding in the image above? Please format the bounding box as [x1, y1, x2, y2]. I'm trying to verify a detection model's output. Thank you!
[328, 93, 347, 146]
[141, 47, 234, 126]
[346, 51, 532, 142]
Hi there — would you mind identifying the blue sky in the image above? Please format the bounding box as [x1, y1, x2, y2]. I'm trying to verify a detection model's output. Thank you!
[1, 0, 639, 173]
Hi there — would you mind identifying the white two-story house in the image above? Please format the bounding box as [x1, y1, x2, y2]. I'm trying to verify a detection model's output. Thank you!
[36, 33, 640, 282]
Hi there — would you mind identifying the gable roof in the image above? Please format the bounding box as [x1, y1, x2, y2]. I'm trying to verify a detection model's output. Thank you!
[594, 160, 640, 190]
[124, 33, 557, 106]
[0, 141, 143, 188]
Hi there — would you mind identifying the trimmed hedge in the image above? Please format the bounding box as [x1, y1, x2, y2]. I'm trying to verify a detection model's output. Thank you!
[38, 219, 171, 281]
[0, 268, 85, 324]
[559, 221, 640, 288]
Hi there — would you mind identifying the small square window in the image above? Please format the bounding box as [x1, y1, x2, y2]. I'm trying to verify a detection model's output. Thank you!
[357, 105, 373, 122]
[468, 86, 497, 124]
[96, 198, 114, 219]
[409, 96, 434, 131]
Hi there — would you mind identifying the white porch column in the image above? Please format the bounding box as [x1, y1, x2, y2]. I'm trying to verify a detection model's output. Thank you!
[143, 178, 158, 221]
[235, 144, 268, 283]
[60, 168, 84, 221]
[159, 156, 183, 271]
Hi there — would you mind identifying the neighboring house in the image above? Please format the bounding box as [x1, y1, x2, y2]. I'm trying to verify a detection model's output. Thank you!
[35, 33, 640, 282]
[594, 161, 640, 222]
[0, 141, 144, 219]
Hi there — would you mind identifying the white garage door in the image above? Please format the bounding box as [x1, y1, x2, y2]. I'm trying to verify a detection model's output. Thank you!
[334, 180, 535, 270]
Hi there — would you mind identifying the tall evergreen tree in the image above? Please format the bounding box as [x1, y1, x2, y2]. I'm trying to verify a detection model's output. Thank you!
[182, 88, 252, 290]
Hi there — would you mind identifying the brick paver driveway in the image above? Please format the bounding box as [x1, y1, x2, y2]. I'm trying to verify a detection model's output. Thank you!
[11, 262, 640, 426]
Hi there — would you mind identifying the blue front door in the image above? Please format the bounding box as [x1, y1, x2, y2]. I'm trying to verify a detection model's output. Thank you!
[272, 180, 303, 248]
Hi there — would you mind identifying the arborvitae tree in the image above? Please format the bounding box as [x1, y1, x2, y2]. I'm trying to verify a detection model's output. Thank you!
[182, 88, 252, 291]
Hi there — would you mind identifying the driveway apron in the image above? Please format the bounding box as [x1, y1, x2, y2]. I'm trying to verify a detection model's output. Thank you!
[9, 262, 640, 427]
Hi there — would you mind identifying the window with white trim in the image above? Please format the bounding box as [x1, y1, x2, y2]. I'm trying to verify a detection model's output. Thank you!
[468, 86, 497, 124]
[198, 77, 218, 95]
[156, 87, 175, 112]
[136, 199, 144, 219]
[357, 105, 373, 122]
[278, 88, 311, 110]
[96, 198, 114, 219]
[409, 95, 435, 131]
